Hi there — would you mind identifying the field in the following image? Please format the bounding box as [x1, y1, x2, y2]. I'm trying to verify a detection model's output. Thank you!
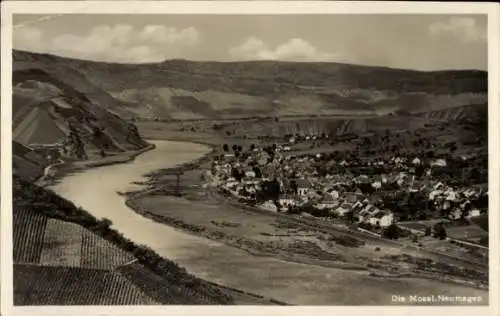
[80, 229, 136, 270]
[13, 208, 48, 264]
[446, 225, 489, 240]
[39, 219, 83, 267]
[14, 264, 158, 305]
[134, 193, 433, 270]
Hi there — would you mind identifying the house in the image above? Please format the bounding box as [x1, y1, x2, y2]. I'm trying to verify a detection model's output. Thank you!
[371, 180, 382, 190]
[393, 157, 403, 164]
[434, 182, 445, 190]
[352, 200, 364, 211]
[380, 212, 394, 227]
[445, 190, 459, 202]
[316, 195, 338, 210]
[431, 159, 447, 167]
[368, 215, 380, 226]
[245, 170, 256, 178]
[260, 200, 278, 212]
[335, 203, 352, 216]
[339, 160, 349, 166]
[296, 179, 312, 196]
[357, 175, 370, 184]
[381, 175, 388, 184]
[283, 146, 291, 151]
[467, 209, 481, 218]
[449, 209, 462, 220]
[412, 157, 421, 165]
[327, 189, 340, 199]
[279, 194, 296, 208]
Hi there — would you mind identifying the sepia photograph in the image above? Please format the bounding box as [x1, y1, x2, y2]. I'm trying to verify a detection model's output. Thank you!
[1, 1, 499, 315]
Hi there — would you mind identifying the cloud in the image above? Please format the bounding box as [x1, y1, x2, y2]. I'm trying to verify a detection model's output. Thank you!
[13, 24, 201, 63]
[139, 25, 199, 45]
[429, 17, 486, 43]
[229, 37, 341, 62]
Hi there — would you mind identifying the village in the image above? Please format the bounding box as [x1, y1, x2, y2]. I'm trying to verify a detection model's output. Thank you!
[205, 132, 489, 248]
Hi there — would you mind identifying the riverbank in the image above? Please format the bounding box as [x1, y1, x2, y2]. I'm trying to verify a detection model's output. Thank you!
[37, 143, 157, 187]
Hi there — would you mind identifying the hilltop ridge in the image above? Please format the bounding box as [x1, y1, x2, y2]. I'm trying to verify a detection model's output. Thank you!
[13, 50, 487, 121]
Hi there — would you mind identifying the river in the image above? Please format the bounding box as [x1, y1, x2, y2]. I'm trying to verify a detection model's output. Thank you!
[49, 140, 488, 305]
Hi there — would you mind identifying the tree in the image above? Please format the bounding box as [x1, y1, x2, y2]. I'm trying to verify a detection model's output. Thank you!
[382, 224, 401, 240]
[290, 180, 298, 195]
[232, 144, 238, 152]
[424, 226, 432, 236]
[250, 144, 255, 151]
[223, 144, 229, 152]
[433, 223, 448, 240]
[252, 166, 262, 178]
[411, 234, 419, 243]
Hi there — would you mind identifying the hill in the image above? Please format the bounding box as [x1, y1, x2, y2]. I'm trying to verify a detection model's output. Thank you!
[11, 62, 150, 179]
[13, 174, 282, 305]
[13, 50, 487, 121]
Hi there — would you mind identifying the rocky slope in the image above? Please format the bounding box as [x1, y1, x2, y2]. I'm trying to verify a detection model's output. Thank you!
[13, 50, 487, 121]
[12, 60, 149, 179]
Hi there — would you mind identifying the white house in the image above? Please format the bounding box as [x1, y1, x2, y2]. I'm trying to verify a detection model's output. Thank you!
[381, 175, 388, 184]
[445, 190, 459, 202]
[283, 146, 291, 151]
[371, 181, 382, 190]
[467, 209, 481, 218]
[245, 170, 256, 178]
[412, 157, 421, 165]
[336, 203, 352, 216]
[449, 209, 462, 220]
[278, 194, 296, 209]
[368, 216, 380, 226]
[380, 212, 394, 227]
[328, 190, 340, 199]
[316, 195, 338, 210]
[352, 200, 364, 211]
[431, 159, 447, 167]
[296, 179, 312, 196]
[260, 201, 278, 212]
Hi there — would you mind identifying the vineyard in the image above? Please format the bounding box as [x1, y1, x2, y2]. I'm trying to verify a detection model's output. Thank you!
[80, 229, 136, 270]
[13, 208, 48, 264]
[39, 219, 83, 267]
[14, 264, 159, 305]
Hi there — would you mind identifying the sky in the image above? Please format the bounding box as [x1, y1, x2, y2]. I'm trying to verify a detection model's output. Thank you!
[12, 14, 488, 71]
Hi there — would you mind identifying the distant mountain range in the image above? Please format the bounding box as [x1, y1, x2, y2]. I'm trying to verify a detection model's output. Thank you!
[13, 50, 487, 121]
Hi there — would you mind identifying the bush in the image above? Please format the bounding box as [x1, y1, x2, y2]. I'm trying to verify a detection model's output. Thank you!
[382, 224, 402, 240]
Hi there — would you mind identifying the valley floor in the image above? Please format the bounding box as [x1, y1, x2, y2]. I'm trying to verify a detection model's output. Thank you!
[120, 122, 489, 302]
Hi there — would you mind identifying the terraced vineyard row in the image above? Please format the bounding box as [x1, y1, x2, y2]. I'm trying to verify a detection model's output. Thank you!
[80, 229, 136, 270]
[117, 263, 213, 305]
[39, 219, 83, 267]
[14, 264, 158, 305]
[13, 209, 48, 264]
